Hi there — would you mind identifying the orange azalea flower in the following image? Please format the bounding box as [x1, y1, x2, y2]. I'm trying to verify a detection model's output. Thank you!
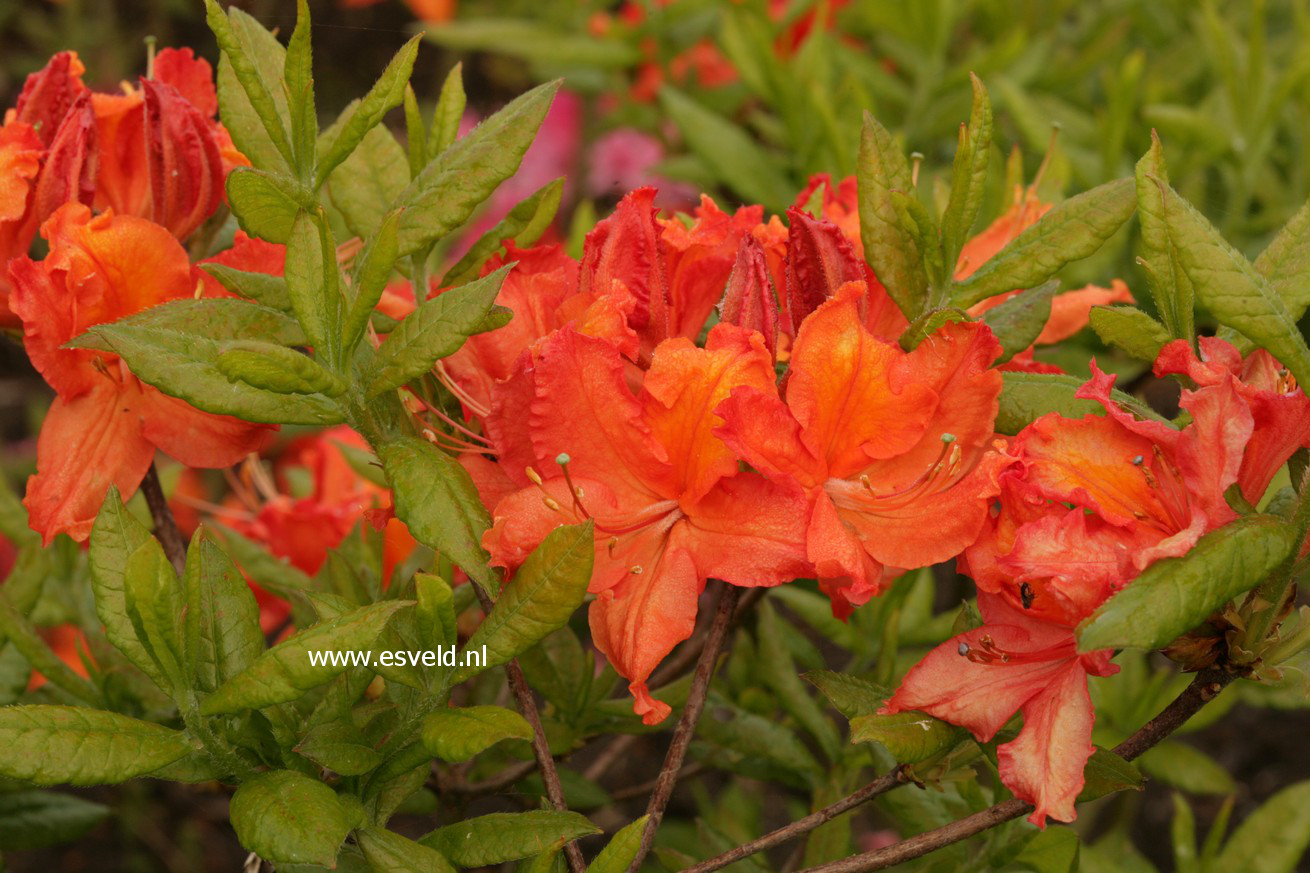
[716, 282, 1013, 617]
[483, 324, 809, 724]
[9, 204, 274, 544]
[0, 120, 44, 326]
[966, 337, 1310, 619]
[884, 592, 1118, 825]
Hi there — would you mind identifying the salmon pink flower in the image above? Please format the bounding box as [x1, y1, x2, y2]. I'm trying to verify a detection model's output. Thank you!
[884, 592, 1118, 825]
[0, 120, 44, 325]
[9, 204, 274, 544]
[483, 324, 809, 724]
[717, 283, 1013, 617]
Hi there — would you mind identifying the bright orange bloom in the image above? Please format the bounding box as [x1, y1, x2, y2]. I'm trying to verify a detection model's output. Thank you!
[9, 204, 274, 544]
[884, 592, 1118, 825]
[0, 120, 44, 325]
[717, 283, 1013, 617]
[484, 324, 809, 724]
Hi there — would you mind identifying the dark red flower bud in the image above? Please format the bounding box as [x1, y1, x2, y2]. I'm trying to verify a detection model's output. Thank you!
[29, 93, 97, 225]
[784, 206, 863, 334]
[11, 51, 87, 146]
[719, 234, 779, 359]
[580, 186, 670, 349]
[141, 79, 225, 240]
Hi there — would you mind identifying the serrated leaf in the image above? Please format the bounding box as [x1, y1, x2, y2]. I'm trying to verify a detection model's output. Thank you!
[420, 811, 600, 867]
[1088, 305, 1171, 362]
[0, 791, 108, 851]
[1078, 515, 1296, 652]
[230, 770, 351, 868]
[953, 178, 1136, 307]
[1212, 780, 1310, 873]
[395, 80, 560, 257]
[980, 281, 1058, 363]
[0, 706, 190, 785]
[226, 167, 303, 244]
[803, 671, 891, 719]
[941, 73, 993, 267]
[201, 601, 412, 714]
[455, 522, 594, 682]
[858, 111, 926, 318]
[68, 298, 341, 425]
[377, 436, 496, 592]
[358, 825, 457, 873]
[184, 531, 265, 696]
[89, 487, 166, 687]
[1154, 180, 1310, 390]
[283, 0, 315, 177]
[443, 178, 564, 285]
[586, 816, 650, 873]
[365, 265, 511, 398]
[201, 263, 292, 311]
[994, 371, 1169, 436]
[658, 86, 793, 213]
[1077, 747, 1144, 802]
[317, 35, 422, 187]
[848, 711, 964, 763]
[208, 2, 292, 172]
[421, 705, 531, 762]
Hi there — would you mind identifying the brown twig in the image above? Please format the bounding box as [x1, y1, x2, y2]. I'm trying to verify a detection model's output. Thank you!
[648, 586, 766, 687]
[796, 669, 1236, 873]
[610, 761, 709, 802]
[141, 463, 186, 574]
[626, 583, 741, 873]
[441, 759, 538, 796]
[474, 585, 588, 873]
[678, 766, 912, 873]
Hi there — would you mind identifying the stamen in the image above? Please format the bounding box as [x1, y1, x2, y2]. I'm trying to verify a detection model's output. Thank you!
[525, 466, 543, 486]
[629, 565, 644, 575]
[555, 453, 591, 519]
[910, 152, 924, 188]
[542, 496, 562, 512]
[957, 642, 971, 657]
[1132, 455, 1144, 466]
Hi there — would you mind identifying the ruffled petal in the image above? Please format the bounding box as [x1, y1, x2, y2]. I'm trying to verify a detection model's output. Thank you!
[135, 381, 275, 468]
[682, 472, 811, 587]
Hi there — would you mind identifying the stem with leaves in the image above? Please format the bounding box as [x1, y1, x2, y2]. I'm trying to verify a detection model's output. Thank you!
[472, 585, 587, 873]
[626, 582, 741, 873]
[140, 463, 187, 575]
[796, 669, 1235, 873]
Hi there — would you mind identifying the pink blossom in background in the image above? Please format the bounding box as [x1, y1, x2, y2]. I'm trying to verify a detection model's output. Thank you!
[587, 128, 697, 208]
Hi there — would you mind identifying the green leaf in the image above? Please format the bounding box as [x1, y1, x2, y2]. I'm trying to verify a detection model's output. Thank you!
[1154, 179, 1310, 390]
[395, 81, 560, 257]
[658, 86, 793, 214]
[1254, 197, 1310, 325]
[421, 705, 531, 762]
[89, 488, 165, 686]
[325, 121, 410, 241]
[898, 308, 971, 352]
[586, 817, 650, 873]
[455, 522, 595, 682]
[1014, 827, 1079, 873]
[217, 341, 347, 396]
[365, 265, 511, 398]
[1134, 132, 1192, 339]
[377, 436, 496, 592]
[0, 706, 190, 785]
[1139, 742, 1235, 795]
[226, 167, 304, 244]
[286, 210, 343, 362]
[757, 603, 841, 760]
[344, 209, 402, 354]
[200, 264, 292, 311]
[1212, 780, 1310, 873]
[941, 73, 994, 268]
[1172, 793, 1199, 873]
[802, 671, 891, 719]
[316, 35, 422, 188]
[1088, 305, 1172, 362]
[858, 111, 926, 318]
[424, 19, 639, 69]
[230, 770, 351, 868]
[428, 63, 466, 159]
[953, 178, 1136, 308]
[184, 530, 264, 696]
[358, 825, 457, 873]
[207, 1, 293, 171]
[443, 178, 564, 285]
[295, 721, 383, 776]
[848, 711, 964, 763]
[1078, 515, 1296, 652]
[201, 601, 412, 714]
[420, 811, 601, 867]
[0, 591, 96, 704]
[123, 538, 187, 693]
[1077, 747, 1145, 802]
[0, 791, 109, 850]
[68, 298, 342, 426]
[980, 280, 1058, 363]
[994, 371, 1170, 436]
[283, 0, 315, 178]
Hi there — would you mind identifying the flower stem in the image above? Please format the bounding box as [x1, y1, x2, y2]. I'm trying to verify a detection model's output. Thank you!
[141, 463, 187, 575]
[792, 669, 1235, 873]
[473, 584, 587, 873]
[625, 582, 741, 873]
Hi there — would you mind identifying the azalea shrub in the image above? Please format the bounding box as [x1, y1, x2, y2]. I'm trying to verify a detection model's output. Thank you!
[1, 2, 1310, 872]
